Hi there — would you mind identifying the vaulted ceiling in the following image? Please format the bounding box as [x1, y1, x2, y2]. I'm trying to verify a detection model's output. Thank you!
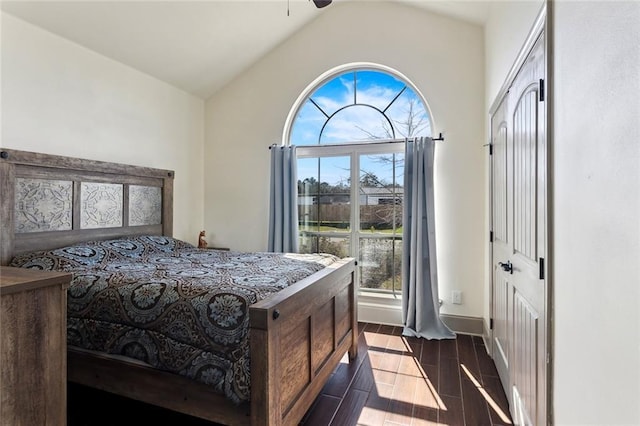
[1, 1, 490, 99]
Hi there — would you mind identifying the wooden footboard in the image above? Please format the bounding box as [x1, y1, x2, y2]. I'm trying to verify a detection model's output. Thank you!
[249, 256, 357, 426]
[67, 257, 357, 426]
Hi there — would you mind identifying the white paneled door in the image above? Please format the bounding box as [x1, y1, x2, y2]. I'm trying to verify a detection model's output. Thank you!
[491, 33, 548, 426]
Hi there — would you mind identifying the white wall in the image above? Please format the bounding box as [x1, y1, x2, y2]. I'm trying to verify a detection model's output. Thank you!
[553, 2, 640, 424]
[205, 1, 485, 318]
[1, 13, 205, 244]
[485, 1, 544, 107]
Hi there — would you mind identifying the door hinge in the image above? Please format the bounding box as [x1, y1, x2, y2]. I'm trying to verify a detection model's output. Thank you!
[539, 257, 545, 280]
[490, 318, 494, 330]
[489, 231, 494, 243]
[539, 79, 545, 102]
[489, 143, 493, 155]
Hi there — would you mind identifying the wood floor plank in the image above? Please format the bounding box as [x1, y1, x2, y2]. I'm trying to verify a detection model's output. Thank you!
[419, 363, 440, 405]
[365, 328, 390, 352]
[457, 334, 482, 379]
[403, 336, 423, 363]
[476, 344, 501, 380]
[385, 373, 418, 425]
[378, 349, 403, 375]
[412, 367, 442, 425]
[329, 388, 369, 426]
[461, 375, 493, 426]
[439, 338, 458, 360]
[438, 356, 461, 398]
[378, 325, 395, 336]
[321, 361, 356, 398]
[398, 353, 423, 377]
[420, 339, 440, 367]
[386, 334, 409, 353]
[438, 395, 465, 426]
[351, 357, 376, 392]
[373, 366, 398, 387]
[301, 394, 341, 426]
[411, 403, 439, 426]
[359, 382, 394, 426]
[480, 375, 512, 425]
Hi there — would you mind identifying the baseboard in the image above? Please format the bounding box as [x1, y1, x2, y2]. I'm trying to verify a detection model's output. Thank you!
[440, 314, 484, 336]
[358, 299, 485, 336]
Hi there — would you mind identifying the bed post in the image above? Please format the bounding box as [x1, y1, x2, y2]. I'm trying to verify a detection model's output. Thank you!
[249, 317, 280, 426]
[349, 262, 359, 360]
[161, 172, 174, 237]
[0, 158, 15, 266]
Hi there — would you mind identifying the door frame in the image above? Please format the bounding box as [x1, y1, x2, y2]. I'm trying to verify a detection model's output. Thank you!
[487, 2, 554, 424]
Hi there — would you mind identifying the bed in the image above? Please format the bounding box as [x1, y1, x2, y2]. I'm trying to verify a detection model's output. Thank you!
[0, 148, 358, 426]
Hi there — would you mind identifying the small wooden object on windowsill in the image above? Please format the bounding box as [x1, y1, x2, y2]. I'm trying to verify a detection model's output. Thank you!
[0, 266, 72, 426]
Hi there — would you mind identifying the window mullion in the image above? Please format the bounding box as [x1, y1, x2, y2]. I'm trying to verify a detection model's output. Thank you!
[351, 149, 360, 273]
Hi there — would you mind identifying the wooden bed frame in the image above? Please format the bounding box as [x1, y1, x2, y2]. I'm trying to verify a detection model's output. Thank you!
[0, 148, 358, 426]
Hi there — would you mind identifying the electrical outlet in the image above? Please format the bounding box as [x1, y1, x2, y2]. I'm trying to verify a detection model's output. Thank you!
[452, 290, 462, 305]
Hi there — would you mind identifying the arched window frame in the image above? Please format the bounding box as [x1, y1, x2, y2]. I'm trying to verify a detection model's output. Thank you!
[282, 62, 435, 146]
[283, 63, 436, 296]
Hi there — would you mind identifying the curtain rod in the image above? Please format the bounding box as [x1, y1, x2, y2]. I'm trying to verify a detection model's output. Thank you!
[269, 133, 444, 149]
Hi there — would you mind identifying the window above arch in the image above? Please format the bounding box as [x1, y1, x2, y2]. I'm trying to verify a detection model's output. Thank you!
[289, 68, 432, 146]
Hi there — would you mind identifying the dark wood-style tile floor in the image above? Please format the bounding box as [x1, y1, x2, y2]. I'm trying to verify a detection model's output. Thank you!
[68, 322, 512, 426]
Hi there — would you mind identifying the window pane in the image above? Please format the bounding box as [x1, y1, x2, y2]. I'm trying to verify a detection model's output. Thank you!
[309, 72, 354, 117]
[291, 100, 327, 146]
[299, 234, 350, 258]
[321, 105, 390, 144]
[359, 238, 402, 292]
[355, 70, 406, 111]
[298, 157, 320, 232]
[318, 156, 350, 231]
[385, 88, 432, 138]
[297, 156, 351, 232]
[359, 153, 404, 234]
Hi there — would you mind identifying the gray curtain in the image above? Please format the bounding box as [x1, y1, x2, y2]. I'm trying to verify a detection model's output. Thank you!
[402, 137, 456, 340]
[268, 145, 299, 253]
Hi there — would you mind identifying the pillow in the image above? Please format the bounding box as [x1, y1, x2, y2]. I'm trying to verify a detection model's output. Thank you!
[10, 245, 107, 271]
[9, 235, 194, 271]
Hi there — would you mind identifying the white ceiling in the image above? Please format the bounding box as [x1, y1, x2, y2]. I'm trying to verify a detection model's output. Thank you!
[1, 0, 490, 99]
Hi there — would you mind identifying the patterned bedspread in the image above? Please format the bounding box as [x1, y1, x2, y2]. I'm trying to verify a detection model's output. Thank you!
[9, 235, 339, 403]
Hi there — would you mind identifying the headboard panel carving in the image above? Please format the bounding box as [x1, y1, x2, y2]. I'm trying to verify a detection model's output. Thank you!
[0, 149, 174, 265]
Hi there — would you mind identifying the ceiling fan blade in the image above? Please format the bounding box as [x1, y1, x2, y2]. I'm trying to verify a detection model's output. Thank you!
[313, 0, 332, 8]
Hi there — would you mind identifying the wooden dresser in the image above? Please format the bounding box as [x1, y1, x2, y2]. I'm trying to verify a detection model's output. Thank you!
[0, 266, 71, 426]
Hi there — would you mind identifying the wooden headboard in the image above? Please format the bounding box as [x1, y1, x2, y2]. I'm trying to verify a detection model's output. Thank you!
[0, 149, 174, 265]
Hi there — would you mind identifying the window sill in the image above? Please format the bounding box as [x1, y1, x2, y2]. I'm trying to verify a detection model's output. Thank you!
[358, 290, 402, 307]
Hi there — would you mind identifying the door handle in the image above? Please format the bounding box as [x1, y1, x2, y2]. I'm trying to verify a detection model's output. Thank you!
[498, 260, 513, 274]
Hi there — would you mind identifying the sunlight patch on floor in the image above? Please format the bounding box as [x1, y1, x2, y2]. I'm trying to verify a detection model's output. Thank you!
[460, 363, 512, 424]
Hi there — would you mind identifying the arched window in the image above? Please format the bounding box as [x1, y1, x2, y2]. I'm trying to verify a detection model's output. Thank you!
[289, 69, 432, 145]
[287, 65, 433, 295]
